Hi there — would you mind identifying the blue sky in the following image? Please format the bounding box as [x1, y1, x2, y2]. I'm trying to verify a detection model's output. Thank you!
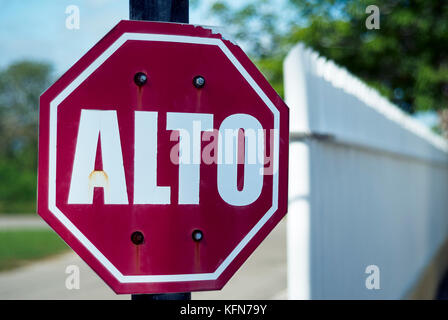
[0, 0, 219, 75]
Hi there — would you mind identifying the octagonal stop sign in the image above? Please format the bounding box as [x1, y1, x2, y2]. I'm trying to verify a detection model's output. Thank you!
[38, 20, 289, 294]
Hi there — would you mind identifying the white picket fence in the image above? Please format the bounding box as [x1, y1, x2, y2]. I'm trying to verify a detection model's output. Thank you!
[284, 43, 448, 299]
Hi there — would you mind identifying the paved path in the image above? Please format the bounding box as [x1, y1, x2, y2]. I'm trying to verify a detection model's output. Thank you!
[0, 214, 48, 230]
[0, 218, 287, 300]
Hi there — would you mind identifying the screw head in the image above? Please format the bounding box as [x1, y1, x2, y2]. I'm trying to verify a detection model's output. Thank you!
[131, 231, 144, 245]
[192, 229, 203, 242]
[134, 72, 147, 86]
[193, 75, 205, 89]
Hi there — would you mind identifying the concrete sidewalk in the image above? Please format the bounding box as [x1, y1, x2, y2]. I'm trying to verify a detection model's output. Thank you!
[0, 218, 287, 300]
[0, 214, 48, 230]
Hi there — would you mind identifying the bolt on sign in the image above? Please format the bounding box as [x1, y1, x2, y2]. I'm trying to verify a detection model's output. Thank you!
[38, 20, 289, 294]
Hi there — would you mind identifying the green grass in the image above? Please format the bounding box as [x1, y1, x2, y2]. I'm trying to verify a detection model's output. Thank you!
[0, 201, 36, 214]
[0, 229, 69, 271]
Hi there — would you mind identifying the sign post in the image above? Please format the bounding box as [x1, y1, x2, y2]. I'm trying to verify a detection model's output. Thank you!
[129, 0, 190, 301]
[129, 0, 188, 22]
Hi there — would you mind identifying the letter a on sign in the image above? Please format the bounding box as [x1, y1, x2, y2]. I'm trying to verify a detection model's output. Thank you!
[68, 110, 128, 204]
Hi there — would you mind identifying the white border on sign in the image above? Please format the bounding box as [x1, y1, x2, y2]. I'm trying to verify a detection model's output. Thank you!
[49, 33, 280, 283]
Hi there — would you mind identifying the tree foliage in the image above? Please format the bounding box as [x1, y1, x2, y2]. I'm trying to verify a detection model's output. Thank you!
[209, 0, 448, 115]
[0, 61, 53, 212]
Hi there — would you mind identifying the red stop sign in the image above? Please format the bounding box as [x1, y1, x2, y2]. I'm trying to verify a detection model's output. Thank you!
[38, 20, 289, 294]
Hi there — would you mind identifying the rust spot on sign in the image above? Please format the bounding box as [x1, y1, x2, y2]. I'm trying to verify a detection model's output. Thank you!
[137, 86, 143, 109]
[88, 170, 109, 202]
[194, 241, 201, 272]
[88, 170, 109, 187]
[134, 244, 141, 273]
[195, 90, 202, 112]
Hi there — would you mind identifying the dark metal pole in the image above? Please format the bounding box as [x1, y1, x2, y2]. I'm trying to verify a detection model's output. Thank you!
[129, 0, 191, 301]
[130, 0, 188, 23]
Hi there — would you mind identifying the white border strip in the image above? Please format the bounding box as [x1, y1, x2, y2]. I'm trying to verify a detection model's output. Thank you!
[49, 33, 280, 283]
